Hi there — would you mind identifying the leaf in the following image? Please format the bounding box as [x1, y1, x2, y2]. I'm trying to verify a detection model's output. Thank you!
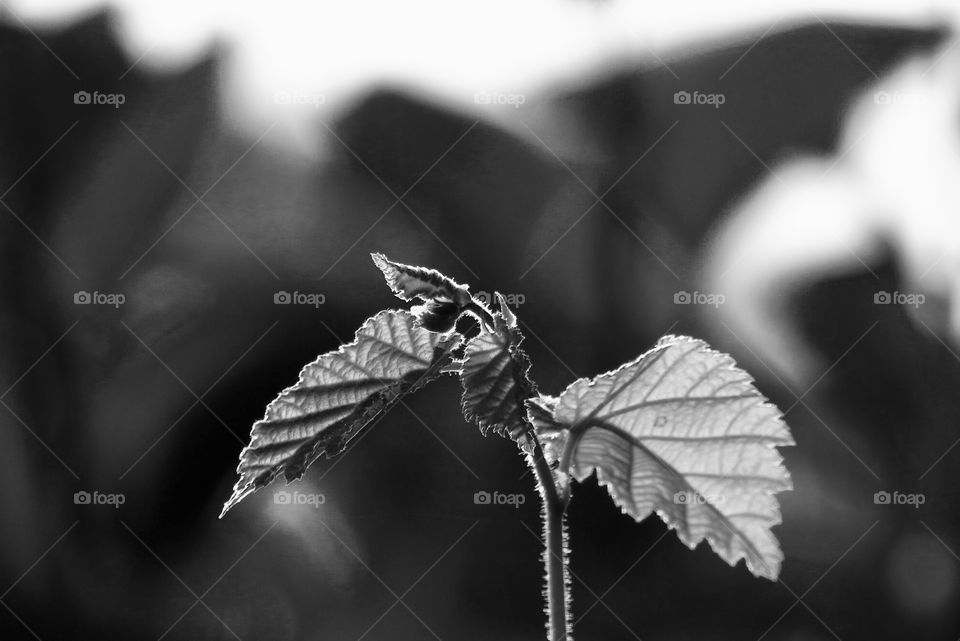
[526, 395, 566, 467]
[459, 312, 537, 441]
[411, 299, 462, 333]
[550, 335, 793, 579]
[372, 253, 471, 306]
[494, 291, 517, 328]
[221, 310, 461, 517]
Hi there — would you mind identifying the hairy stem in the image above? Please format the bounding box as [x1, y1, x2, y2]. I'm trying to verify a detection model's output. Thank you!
[527, 432, 571, 640]
[467, 294, 571, 638]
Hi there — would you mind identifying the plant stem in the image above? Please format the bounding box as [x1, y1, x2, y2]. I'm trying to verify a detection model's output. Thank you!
[471, 297, 570, 638]
[527, 433, 571, 641]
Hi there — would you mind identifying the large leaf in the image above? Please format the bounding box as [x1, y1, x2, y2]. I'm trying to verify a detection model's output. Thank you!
[550, 335, 793, 579]
[459, 296, 536, 441]
[221, 310, 461, 517]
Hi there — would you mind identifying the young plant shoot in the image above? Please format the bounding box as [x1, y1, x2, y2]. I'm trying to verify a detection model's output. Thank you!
[221, 253, 794, 640]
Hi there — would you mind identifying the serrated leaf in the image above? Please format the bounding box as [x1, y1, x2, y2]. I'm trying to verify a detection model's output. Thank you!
[526, 395, 566, 467]
[460, 315, 537, 441]
[372, 253, 471, 306]
[221, 310, 461, 517]
[551, 335, 793, 579]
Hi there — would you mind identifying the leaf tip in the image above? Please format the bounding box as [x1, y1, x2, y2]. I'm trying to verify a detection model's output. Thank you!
[219, 484, 252, 519]
[494, 292, 517, 328]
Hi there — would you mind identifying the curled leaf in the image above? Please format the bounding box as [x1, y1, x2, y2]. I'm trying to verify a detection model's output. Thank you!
[372, 253, 471, 306]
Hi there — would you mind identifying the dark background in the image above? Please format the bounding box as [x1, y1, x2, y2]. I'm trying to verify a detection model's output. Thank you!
[0, 9, 957, 640]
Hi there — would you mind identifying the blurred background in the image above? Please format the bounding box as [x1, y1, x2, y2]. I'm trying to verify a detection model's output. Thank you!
[2, 0, 960, 639]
